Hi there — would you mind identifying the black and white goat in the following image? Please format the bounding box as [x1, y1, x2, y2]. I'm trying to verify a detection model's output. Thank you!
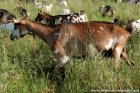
[16, 5, 30, 18]
[99, 5, 114, 17]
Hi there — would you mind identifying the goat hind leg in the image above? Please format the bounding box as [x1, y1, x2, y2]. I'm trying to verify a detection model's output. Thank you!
[121, 50, 135, 66]
[113, 47, 123, 71]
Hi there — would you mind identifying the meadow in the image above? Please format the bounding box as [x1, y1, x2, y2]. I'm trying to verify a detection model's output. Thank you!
[0, 0, 140, 93]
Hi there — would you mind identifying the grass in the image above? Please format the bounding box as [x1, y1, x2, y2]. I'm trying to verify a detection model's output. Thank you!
[0, 0, 140, 93]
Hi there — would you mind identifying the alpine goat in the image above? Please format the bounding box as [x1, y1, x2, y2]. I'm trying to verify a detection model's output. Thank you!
[10, 18, 134, 71]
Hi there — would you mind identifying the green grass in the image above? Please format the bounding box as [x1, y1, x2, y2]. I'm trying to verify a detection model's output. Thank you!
[0, 0, 140, 93]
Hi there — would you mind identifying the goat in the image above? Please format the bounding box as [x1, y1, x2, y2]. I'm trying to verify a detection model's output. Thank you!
[41, 3, 53, 13]
[34, 0, 53, 13]
[59, 8, 71, 15]
[0, 9, 16, 24]
[99, 5, 114, 17]
[116, 0, 122, 3]
[10, 18, 134, 71]
[113, 17, 139, 33]
[130, 0, 140, 5]
[0, 9, 35, 37]
[59, 0, 70, 14]
[113, 16, 126, 28]
[60, 0, 68, 8]
[35, 11, 88, 26]
[126, 19, 140, 33]
[16, 5, 30, 18]
[68, 10, 88, 23]
[34, 0, 43, 9]
[35, 11, 57, 26]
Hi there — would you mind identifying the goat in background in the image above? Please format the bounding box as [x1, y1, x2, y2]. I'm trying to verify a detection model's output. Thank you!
[16, 5, 30, 18]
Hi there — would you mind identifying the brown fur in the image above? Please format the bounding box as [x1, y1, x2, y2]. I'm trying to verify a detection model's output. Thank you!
[11, 19, 134, 71]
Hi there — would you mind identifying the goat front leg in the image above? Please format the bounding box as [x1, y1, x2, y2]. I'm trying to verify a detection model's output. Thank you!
[54, 55, 70, 70]
[52, 40, 70, 70]
[52, 47, 70, 71]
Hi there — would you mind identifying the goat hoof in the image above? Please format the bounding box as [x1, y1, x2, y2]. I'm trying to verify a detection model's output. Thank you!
[128, 61, 135, 67]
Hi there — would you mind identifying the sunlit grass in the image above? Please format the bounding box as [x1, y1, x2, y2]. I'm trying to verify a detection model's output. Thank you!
[0, 0, 140, 93]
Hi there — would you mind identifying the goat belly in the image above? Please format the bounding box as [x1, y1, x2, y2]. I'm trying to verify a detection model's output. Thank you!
[65, 38, 98, 57]
[86, 44, 98, 56]
[65, 37, 86, 56]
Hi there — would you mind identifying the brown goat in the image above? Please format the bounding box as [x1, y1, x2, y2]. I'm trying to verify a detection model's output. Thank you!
[35, 11, 88, 26]
[10, 18, 134, 71]
[0, 9, 16, 24]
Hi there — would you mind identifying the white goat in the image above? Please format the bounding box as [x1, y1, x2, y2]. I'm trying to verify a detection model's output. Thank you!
[34, 0, 53, 13]
[60, 0, 68, 8]
[131, 19, 140, 32]
[42, 3, 53, 13]
[59, 8, 71, 15]
[34, 0, 43, 9]
[116, 0, 122, 3]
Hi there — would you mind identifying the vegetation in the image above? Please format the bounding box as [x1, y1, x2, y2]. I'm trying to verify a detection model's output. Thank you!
[0, 0, 140, 93]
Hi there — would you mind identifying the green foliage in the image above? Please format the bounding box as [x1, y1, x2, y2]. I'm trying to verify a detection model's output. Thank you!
[0, 0, 140, 93]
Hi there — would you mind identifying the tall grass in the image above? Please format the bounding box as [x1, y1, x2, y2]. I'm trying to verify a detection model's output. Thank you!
[0, 0, 140, 93]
